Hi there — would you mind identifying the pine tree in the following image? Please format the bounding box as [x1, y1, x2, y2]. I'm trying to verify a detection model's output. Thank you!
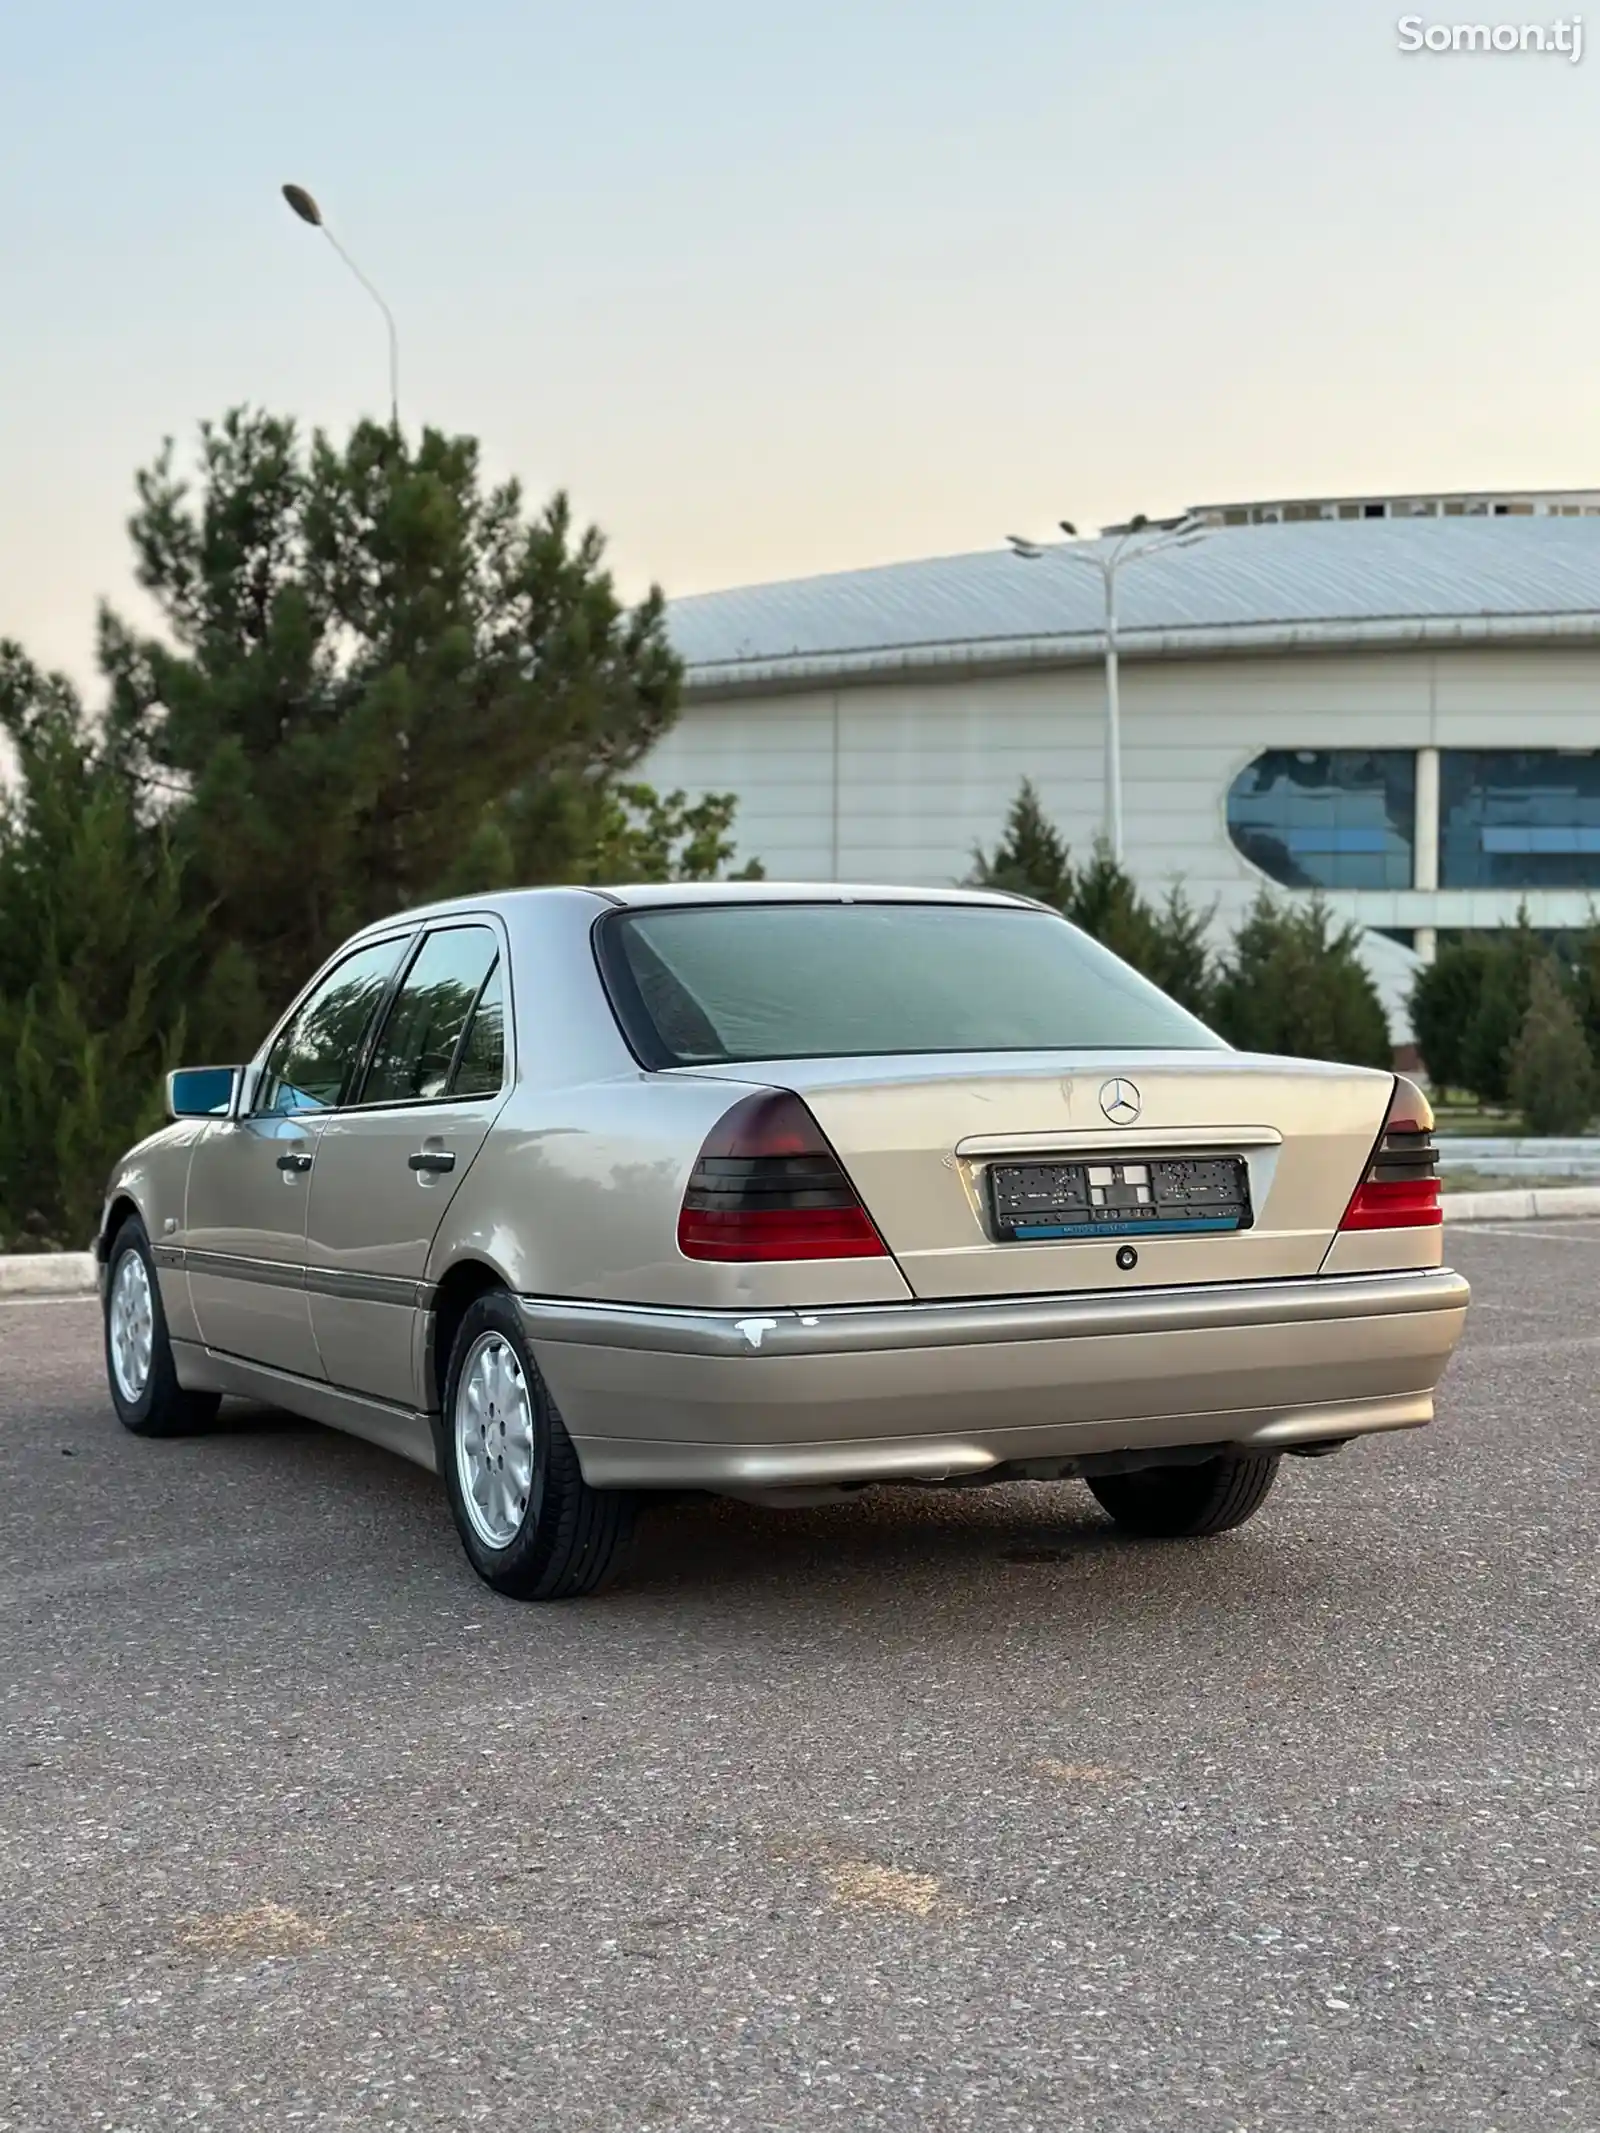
[99, 411, 703, 1052]
[968, 784, 1218, 1015]
[0, 648, 194, 1247]
[1210, 892, 1392, 1067]
[0, 409, 763, 1243]
[587, 785, 765, 883]
[1067, 838, 1160, 961]
[1508, 957, 1597, 1135]
[1141, 884, 1218, 1022]
[967, 780, 1075, 909]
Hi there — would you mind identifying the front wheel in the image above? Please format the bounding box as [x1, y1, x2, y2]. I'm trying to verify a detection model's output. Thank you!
[103, 1219, 221, 1437]
[1086, 1451, 1280, 1539]
[438, 1291, 636, 1600]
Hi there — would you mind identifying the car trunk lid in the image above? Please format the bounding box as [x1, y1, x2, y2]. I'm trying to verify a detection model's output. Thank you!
[683, 1051, 1395, 1299]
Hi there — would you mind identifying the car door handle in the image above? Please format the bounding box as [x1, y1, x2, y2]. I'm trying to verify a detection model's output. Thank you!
[276, 1151, 314, 1174]
[408, 1150, 456, 1174]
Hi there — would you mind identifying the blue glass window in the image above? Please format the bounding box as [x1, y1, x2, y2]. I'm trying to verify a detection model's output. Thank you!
[1440, 752, 1600, 887]
[1226, 750, 1416, 891]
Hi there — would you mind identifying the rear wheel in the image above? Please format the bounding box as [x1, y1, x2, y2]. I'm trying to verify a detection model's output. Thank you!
[1086, 1452, 1280, 1539]
[103, 1218, 221, 1438]
[438, 1291, 636, 1600]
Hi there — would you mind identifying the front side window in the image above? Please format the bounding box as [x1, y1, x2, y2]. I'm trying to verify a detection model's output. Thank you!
[1226, 749, 1416, 891]
[359, 926, 501, 1105]
[255, 937, 410, 1115]
[600, 902, 1223, 1067]
[1439, 750, 1600, 888]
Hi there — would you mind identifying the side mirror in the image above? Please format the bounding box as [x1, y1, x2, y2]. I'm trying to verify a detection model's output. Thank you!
[168, 1066, 241, 1119]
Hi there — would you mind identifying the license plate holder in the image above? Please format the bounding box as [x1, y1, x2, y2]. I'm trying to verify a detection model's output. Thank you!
[988, 1155, 1252, 1242]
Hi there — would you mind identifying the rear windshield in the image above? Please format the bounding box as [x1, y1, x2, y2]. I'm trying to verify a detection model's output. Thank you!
[601, 902, 1225, 1066]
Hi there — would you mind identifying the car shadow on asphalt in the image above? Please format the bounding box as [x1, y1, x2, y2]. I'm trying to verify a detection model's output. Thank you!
[618, 1483, 1303, 1601]
[201, 1399, 1393, 1620]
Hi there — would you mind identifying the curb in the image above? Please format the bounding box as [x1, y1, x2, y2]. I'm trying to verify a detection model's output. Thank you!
[2, 1186, 1599, 1298]
[1440, 1185, 1600, 1223]
[0, 1251, 98, 1297]
[1437, 1138, 1600, 1160]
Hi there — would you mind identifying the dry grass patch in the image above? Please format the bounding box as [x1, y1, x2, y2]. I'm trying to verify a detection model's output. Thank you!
[823, 1861, 943, 1918]
[1035, 1758, 1126, 1783]
[178, 1902, 330, 1955]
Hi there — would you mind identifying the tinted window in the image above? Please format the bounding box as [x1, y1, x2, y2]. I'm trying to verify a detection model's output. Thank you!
[604, 904, 1223, 1066]
[450, 962, 505, 1097]
[1226, 749, 1415, 891]
[360, 927, 499, 1105]
[256, 938, 409, 1115]
[1440, 749, 1600, 888]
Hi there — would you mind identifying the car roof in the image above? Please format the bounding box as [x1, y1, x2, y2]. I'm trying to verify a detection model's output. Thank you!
[596, 882, 1031, 909]
[354, 881, 1038, 935]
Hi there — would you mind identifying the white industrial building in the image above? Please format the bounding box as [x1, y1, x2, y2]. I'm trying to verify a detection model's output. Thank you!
[653, 503, 1600, 1041]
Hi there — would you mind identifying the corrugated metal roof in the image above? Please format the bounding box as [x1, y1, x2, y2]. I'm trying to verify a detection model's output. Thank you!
[668, 518, 1600, 693]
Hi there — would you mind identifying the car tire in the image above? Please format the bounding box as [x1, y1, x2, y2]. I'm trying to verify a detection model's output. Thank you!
[103, 1218, 222, 1438]
[438, 1290, 637, 1601]
[1086, 1452, 1280, 1539]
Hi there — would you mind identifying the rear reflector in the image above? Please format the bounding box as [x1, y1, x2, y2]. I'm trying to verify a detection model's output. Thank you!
[1339, 1095, 1442, 1231]
[677, 1091, 887, 1261]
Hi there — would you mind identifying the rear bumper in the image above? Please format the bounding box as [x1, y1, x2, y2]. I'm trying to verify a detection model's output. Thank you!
[519, 1267, 1471, 1493]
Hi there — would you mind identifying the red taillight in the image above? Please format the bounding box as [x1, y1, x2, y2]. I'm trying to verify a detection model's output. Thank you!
[1340, 1177, 1442, 1230]
[677, 1091, 888, 1262]
[678, 1204, 886, 1260]
[1339, 1090, 1442, 1231]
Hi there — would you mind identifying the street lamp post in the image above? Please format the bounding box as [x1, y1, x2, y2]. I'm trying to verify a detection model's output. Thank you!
[1006, 514, 1209, 862]
[281, 183, 400, 432]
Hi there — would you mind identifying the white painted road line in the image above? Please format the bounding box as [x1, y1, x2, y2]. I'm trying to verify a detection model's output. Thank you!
[1459, 1225, 1600, 1245]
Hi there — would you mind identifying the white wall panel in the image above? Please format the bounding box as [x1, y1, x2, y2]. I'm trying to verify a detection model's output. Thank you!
[643, 689, 836, 877]
[647, 647, 1600, 927]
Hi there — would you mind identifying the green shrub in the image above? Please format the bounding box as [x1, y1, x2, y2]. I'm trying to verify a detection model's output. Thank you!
[1460, 918, 1543, 1107]
[1209, 891, 1392, 1068]
[1572, 918, 1600, 1064]
[1508, 958, 1597, 1135]
[1410, 937, 1493, 1094]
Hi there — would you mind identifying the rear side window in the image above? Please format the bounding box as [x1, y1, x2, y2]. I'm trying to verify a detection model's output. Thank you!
[451, 962, 506, 1097]
[360, 926, 501, 1105]
[600, 903, 1225, 1067]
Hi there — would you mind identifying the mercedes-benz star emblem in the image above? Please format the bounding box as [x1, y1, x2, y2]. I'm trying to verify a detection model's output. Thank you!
[1099, 1077, 1142, 1126]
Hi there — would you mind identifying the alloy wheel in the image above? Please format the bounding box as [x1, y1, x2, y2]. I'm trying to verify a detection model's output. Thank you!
[109, 1250, 155, 1404]
[454, 1332, 537, 1549]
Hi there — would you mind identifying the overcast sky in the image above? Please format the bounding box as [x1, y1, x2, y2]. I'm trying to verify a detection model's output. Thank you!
[3, 0, 1596, 688]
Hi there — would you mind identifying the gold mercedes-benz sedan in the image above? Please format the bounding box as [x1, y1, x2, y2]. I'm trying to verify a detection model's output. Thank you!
[97, 885, 1469, 1600]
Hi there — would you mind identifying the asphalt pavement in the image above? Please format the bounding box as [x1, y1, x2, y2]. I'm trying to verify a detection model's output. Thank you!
[2, 1226, 1597, 2132]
